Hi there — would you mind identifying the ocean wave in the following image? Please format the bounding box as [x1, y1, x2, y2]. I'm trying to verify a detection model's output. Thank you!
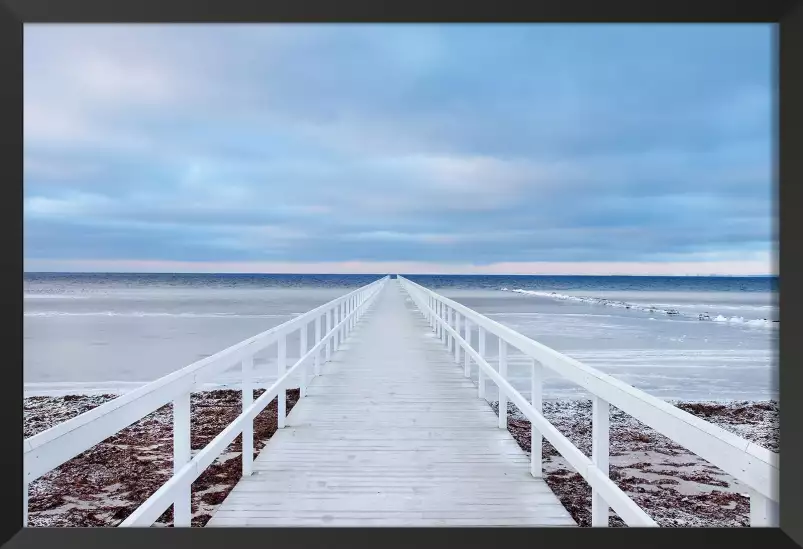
[24, 311, 294, 319]
[711, 315, 775, 328]
[502, 288, 778, 329]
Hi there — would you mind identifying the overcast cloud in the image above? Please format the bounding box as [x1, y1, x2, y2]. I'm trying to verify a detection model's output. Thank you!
[23, 24, 775, 274]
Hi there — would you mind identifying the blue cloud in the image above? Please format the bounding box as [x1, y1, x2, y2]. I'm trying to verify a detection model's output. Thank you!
[23, 24, 774, 270]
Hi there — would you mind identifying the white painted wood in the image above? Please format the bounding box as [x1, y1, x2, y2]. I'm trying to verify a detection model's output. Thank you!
[314, 316, 322, 376]
[591, 396, 610, 526]
[444, 305, 450, 348]
[446, 305, 450, 347]
[242, 357, 254, 477]
[478, 326, 486, 400]
[341, 303, 345, 346]
[398, 276, 779, 507]
[326, 310, 332, 362]
[441, 302, 445, 342]
[440, 302, 445, 342]
[750, 489, 779, 526]
[345, 300, 350, 335]
[207, 284, 574, 527]
[300, 324, 308, 398]
[278, 335, 287, 429]
[24, 277, 387, 487]
[454, 313, 462, 364]
[498, 339, 507, 430]
[464, 319, 471, 377]
[121, 281, 388, 527]
[334, 304, 340, 351]
[400, 277, 656, 526]
[531, 359, 543, 479]
[446, 307, 455, 353]
[340, 302, 345, 344]
[173, 392, 191, 526]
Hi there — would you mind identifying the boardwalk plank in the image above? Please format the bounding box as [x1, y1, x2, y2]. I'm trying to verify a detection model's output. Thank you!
[206, 283, 575, 527]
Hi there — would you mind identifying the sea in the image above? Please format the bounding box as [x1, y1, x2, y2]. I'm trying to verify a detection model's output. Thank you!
[23, 273, 778, 402]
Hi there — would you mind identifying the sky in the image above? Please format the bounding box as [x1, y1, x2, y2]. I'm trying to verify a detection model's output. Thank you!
[23, 24, 776, 275]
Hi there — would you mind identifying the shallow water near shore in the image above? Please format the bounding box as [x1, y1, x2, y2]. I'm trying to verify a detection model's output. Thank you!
[24, 273, 777, 402]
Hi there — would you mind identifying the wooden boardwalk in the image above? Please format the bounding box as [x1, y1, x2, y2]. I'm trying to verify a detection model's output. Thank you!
[207, 283, 575, 527]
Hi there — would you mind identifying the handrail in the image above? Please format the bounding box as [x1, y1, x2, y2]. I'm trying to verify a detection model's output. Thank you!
[119, 276, 387, 526]
[397, 275, 779, 527]
[24, 275, 389, 527]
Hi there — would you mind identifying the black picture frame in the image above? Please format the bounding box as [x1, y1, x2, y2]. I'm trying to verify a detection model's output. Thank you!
[4, 1, 801, 548]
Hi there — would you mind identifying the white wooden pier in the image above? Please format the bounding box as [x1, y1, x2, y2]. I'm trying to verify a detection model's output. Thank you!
[24, 276, 780, 528]
[207, 283, 573, 526]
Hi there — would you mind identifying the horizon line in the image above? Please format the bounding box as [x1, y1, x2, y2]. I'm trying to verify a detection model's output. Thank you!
[23, 270, 777, 278]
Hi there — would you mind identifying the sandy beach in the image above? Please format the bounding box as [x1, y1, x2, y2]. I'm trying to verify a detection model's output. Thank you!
[25, 390, 777, 528]
[25, 389, 301, 527]
[493, 398, 778, 527]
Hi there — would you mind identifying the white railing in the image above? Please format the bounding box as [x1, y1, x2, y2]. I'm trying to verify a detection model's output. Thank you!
[397, 276, 779, 528]
[23, 276, 389, 527]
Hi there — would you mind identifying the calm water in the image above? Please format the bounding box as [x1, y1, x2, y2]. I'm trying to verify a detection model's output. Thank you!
[24, 273, 778, 401]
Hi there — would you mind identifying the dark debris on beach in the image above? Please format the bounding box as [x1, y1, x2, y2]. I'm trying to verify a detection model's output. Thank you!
[25, 389, 300, 527]
[495, 399, 778, 527]
[25, 392, 777, 528]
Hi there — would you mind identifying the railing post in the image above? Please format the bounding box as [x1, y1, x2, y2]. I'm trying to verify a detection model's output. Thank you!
[345, 298, 350, 335]
[339, 302, 345, 345]
[498, 339, 507, 429]
[430, 297, 435, 331]
[436, 301, 442, 340]
[335, 303, 341, 351]
[591, 396, 610, 526]
[750, 491, 779, 526]
[278, 335, 286, 429]
[326, 309, 332, 362]
[531, 359, 543, 478]
[300, 324, 308, 398]
[443, 303, 446, 343]
[314, 315, 322, 376]
[464, 319, 471, 377]
[242, 356, 253, 477]
[334, 304, 339, 351]
[173, 391, 191, 526]
[438, 301, 446, 343]
[343, 300, 348, 338]
[454, 312, 461, 364]
[447, 307, 453, 351]
[478, 326, 486, 400]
